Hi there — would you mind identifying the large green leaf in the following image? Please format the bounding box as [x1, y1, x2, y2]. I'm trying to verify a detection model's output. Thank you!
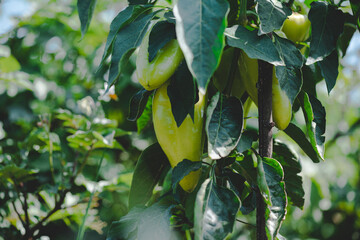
[273, 140, 304, 209]
[77, 0, 97, 37]
[174, 0, 229, 93]
[257, 157, 287, 240]
[167, 62, 196, 127]
[128, 143, 170, 209]
[128, 88, 153, 121]
[225, 25, 283, 65]
[301, 92, 326, 161]
[256, 0, 291, 35]
[108, 11, 157, 90]
[317, 50, 339, 94]
[283, 123, 321, 163]
[108, 198, 180, 240]
[194, 179, 240, 240]
[307, 1, 345, 64]
[206, 93, 243, 160]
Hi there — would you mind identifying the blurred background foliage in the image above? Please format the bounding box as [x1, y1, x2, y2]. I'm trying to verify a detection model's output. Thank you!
[0, 0, 359, 239]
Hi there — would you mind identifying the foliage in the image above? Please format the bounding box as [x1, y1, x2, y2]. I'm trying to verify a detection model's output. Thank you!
[0, 0, 360, 239]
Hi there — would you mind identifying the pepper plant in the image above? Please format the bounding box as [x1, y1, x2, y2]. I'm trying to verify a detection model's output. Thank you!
[51, 0, 360, 238]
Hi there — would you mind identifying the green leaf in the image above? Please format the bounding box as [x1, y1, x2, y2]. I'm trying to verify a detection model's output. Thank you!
[136, 94, 152, 133]
[274, 66, 302, 105]
[236, 129, 258, 153]
[256, 0, 291, 35]
[107, 206, 144, 240]
[337, 13, 357, 57]
[148, 20, 176, 62]
[283, 123, 321, 163]
[194, 179, 240, 240]
[301, 63, 323, 97]
[206, 93, 243, 160]
[171, 159, 202, 190]
[128, 143, 170, 209]
[350, 0, 360, 30]
[128, 89, 153, 121]
[317, 50, 339, 94]
[257, 157, 287, 240]
[77, 0, 97, 37]
[273, 140, 304, 209]
[227, 0, 240, 26]
[108, 11, 157, 89]
[307, 1, 345, 64]
[0, 55, 21, 73]
[301, 92, 326, 160]
[107, 198, 180, 240]
[273, 34, 304, 104]
[225, 25, 283, 65]
[174, 0, 229, 94]
[233, 151, 257, 185]
[0, 165, 35, 184]
[167, 62, 196, 127]
[98, 5, 139, 69]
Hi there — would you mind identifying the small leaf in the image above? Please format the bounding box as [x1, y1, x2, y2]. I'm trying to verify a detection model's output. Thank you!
[301, 93, 326, 160]
[148, 20, 176, 62]
[273, 140, 304, 209]
[0, 55, 21, 73]
[174, 0, 229, 93]
[206, 93, 243, 160]
[236, 129, 258, 153]
[128, 143, 170, 209]
[128, 89, 153, 121]
[350, 0, 360, 30]
[194, 179, 240, 240]
[317, 50, 339, 94]
[307, 1, 345, 64]
[0, 165, 35, 184]
[257, 157, 287, 240]
[256, 0, 292, 35]
[171, 159, 202, 190]
[136, 95, 152, 133]
[283, 123, 321, 163]
[167, 62, 195, 127]
[77, 0, 97, 37]
[225, 25, 283, 66]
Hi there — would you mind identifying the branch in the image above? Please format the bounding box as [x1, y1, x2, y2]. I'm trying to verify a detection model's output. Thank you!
[256, 59, 274, 240]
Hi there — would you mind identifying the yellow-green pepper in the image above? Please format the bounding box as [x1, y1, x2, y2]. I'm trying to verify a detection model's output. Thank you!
[213, 47, 245, 99]
[152, 81, 206, 192]
[136, 27, 184, 91]
[238, 51, 292, 130]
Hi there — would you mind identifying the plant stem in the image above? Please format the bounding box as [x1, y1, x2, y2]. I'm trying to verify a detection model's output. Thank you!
[256, 59, 274, 240]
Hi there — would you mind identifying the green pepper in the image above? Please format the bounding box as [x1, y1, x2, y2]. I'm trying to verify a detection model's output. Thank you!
[152, 81, 206, 192]
[136, 26, 184, 91]
[213, 47, 245, 99]
[238, 51, 292, 130]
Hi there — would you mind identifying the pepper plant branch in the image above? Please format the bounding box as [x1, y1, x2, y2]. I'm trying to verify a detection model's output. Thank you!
[256, 59, 274, 240]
